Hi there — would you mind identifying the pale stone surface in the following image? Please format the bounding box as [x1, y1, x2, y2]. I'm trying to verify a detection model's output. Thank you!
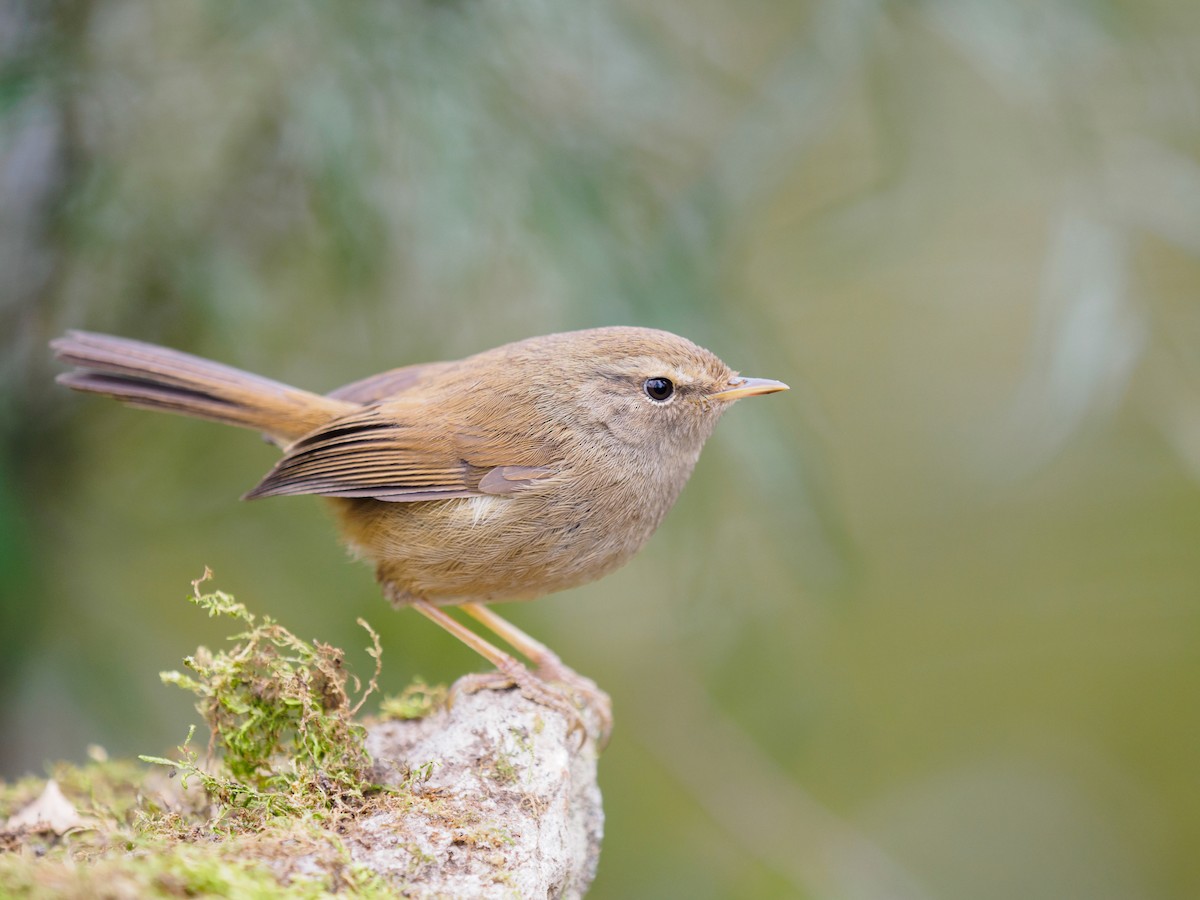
[351, 684, 605, 898]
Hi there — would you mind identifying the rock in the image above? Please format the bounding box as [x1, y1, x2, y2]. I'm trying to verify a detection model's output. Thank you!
[350, 684, 605, 899]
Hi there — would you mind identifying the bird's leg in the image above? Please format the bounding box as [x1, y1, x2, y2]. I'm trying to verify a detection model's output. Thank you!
[459, 602, 562, 670]
[461, 602, 612, 747]
[410, 599, 526, 683]
[410, 599, 595, 743]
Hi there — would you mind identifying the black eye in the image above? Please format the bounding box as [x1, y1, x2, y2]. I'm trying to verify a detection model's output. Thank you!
[643, 377, 674, 402]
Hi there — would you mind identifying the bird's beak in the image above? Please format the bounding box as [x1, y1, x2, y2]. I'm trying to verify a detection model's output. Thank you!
[707, 376, 790, 402]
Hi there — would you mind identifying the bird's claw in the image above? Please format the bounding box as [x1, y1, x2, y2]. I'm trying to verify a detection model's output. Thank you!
[453, 664, 611, 749]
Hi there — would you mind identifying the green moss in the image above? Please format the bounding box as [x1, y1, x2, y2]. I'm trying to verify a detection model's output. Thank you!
[488, 751, 519, 786]
[141, 571, 382, 818]
[0, 847, 300, 898]
[0, 575, 439, 897]
[378, 679, 448, 721]
[0, 755, 399, 898]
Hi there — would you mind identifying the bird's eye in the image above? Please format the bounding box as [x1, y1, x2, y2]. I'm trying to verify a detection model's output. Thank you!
[643, 377, 674, 402]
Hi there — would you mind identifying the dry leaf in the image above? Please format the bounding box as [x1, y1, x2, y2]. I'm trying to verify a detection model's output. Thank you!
[4, 780, 84, 834]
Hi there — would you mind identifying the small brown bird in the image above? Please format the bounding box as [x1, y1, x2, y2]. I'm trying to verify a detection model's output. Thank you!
[52, 327, 787, 740]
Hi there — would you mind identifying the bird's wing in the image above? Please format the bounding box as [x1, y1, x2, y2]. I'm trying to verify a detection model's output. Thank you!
[326, 361, 455, 404]
[244, 404, 557, 503]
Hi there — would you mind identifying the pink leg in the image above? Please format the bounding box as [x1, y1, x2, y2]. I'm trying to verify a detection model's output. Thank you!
[411, 600, 605, 745]
[411, 599, 526, 680]
[460, 602, 612, 746]
[460, 602, 563, 670]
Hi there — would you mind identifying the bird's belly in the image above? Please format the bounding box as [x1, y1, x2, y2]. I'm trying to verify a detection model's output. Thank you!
[327, 493, 653, 605]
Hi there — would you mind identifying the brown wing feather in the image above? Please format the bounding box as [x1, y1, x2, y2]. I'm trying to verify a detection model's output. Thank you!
[244, 403, 561, 503]
[327, 361, 455, 404]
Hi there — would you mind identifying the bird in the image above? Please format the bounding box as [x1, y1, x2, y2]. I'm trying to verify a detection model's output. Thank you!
[52, 326, 788, 742]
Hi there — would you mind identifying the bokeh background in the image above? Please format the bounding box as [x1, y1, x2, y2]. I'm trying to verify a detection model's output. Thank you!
[3, 1, 1200, 897]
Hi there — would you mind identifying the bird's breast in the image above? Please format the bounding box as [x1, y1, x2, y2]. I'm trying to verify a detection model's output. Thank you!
[328, 464, 675, 605]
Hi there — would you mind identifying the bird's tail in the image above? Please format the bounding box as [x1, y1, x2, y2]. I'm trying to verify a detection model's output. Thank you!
[51, 330, 353, 445]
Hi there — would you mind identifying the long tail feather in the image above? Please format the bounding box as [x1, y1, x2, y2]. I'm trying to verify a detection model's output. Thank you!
[51, 331, 353, 445]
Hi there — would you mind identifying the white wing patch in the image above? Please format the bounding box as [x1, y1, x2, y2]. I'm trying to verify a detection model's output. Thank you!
[460, 494, 507, 526]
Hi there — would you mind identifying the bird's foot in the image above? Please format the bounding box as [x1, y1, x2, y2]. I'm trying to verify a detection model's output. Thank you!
[454, 661, 611, 749]
[533, 659, 613, 750]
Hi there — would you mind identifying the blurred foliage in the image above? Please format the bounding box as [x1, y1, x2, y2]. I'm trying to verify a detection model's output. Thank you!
[3, 0, 1200, 898]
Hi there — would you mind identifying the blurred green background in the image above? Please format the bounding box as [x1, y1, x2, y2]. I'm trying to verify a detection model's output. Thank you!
[3, 1, 1200, 897]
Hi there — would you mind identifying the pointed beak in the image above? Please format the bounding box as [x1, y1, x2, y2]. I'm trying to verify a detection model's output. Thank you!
[707, 376, 790, 402]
